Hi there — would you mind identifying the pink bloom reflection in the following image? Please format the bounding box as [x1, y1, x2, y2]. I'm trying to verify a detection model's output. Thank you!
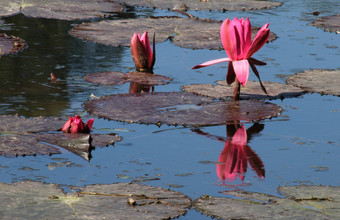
[217, 125, 264, 183]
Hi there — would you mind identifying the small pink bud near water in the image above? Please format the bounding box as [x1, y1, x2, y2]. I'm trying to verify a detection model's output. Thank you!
[130, 31, 155, 73]
[62, 115, 94, 133]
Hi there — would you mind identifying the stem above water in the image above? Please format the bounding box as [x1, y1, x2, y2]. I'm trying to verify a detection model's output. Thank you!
[233, 78, 241, 101]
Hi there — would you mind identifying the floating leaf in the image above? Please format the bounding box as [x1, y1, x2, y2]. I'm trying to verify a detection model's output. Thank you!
[287, 69, 340, 96]
[114, 0, 282, 11]
[0, 181, 191, 219]
[85, 92, 281, 126]
[85, 71, 173, 86]
[0, 0, 123, 20]
[312, 15, 340, 33]
[0, 33, 27, 56]
[70, 17, 277, 50]
[194, 186, 340, 219]
[182, 80, 306, 100]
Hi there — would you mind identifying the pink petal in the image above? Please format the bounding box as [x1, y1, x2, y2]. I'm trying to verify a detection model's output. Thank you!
[192, 57, 231, 69]
[62, 116, 73, 133]
[243, 17, 252, 55]
[221, 18, 236, 60]
[231, 125, 247, 146]
[232, 60, 250, 86]
[246, 23, 270, 58]
[140, 32, 153, 68]
[85, 118, 94, 130]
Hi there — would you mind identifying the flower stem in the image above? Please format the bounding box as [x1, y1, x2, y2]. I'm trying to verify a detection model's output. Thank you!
[233, 78, 240, 101]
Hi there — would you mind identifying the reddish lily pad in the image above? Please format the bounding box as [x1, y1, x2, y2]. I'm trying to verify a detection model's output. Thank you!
[286, 69, 340, 96]
[84, 92, 281, 126]
[114, 0, 282, 11]
[182, 80, 306, 100]
[0, 0, 123, 20]
[312, 15, 340, 33]
[70, 17, 277, 50]
[0, 33, 27, 56]
[85, 71, 173, 85]
[0, 181, 191, 219]
[193, 186, 340, 219]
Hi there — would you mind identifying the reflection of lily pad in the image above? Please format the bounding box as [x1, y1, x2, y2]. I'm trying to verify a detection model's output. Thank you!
[85, 92, 281, 126]
[0, 0, 123, 20]
[287, 70, 340, 96]
[182, 80, 306, 100]
[312, 15, 340, 33]
[114, 0, 282, 11]
[70, 17, 277, 50]
[85, 71, 173, 85]
[0, 115, 122, 159]
[0, 33, 27, 56]
[194, 186, 340, 219]
[0, 181, 191, 219]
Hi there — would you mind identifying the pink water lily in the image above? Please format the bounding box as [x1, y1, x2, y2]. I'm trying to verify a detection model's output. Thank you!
[130, 31, 155, 72]
[62, 115, 94, 134]
[193, 17, 270, 96]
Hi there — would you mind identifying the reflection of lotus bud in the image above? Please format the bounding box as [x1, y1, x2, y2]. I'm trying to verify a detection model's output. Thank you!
[130, 32, 155, 73]
[62, 115, 94, 133]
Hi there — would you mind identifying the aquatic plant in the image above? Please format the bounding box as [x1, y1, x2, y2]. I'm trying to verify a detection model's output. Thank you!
[62, 115, 94, 133]
[130, 31, 155, 73]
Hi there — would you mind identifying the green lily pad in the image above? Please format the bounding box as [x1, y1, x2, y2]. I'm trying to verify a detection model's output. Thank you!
[0, 33, 27, 56]
[312, 14, 340, 33]
[286, 69, 340, 96]
[182, 80, 306, 100]
[70, 16, 277, 50]
[0, 181, 191, 219]
[0, 0, 124, 20]
[84, 92, 281, 126]
[114, 0, 282, 11]
[0, 115, 122, 159]
[194, 186, 340, 219]
[85, 71, 173, 86]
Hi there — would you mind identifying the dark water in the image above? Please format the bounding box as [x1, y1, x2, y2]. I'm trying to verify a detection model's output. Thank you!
[1, 0, 340, 219]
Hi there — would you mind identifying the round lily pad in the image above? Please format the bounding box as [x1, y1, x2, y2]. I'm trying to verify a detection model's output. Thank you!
[114, 0, 282, 11]
[85, 71, 173, 85]
[286, 69, 340, 96]
[312, 15, 340, 33]
[70, 17, 277, 50]
[0, 33, 27, 56]
[0, 181, 191, 219]
[182, 80, 306, 100]
[193, 186, 340, 219]
[0, 0, 124, 20]
[84, 92, 281, 126]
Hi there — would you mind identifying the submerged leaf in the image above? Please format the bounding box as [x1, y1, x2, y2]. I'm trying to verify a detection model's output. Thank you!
[312, 15, 340, 33]
[0, 33, 27, 56]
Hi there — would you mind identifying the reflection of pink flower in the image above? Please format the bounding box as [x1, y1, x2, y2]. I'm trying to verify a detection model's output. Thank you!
[193, 17, 269, 87]
[216, 125, 264, 182]
[130, 32, 155, 72]
[62, 115, 94, 133]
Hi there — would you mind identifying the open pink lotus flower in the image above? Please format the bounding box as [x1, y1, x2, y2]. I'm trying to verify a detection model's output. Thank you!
[130, 31, 155, 73]
[193, 17, 270, 94]
[62, 115, 94, 134]
[216, 125, 264, 183]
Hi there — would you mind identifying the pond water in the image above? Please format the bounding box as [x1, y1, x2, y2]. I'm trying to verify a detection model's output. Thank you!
[1, 0, 340, 219]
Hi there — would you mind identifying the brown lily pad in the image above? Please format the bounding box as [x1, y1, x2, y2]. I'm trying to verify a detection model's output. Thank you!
[70, 16, 277, 50]
[286, 69, 340, 96]
[193, 186, 340, 219]
[0, 115, 122, 158]
[312, 15, 340, 33]
[84, 92, 281, 126]
[115, 0, 282, 11]
[0, 0, 123, 20]
[182, 80, 306, 100]
[0, 181, 191, 219]
[0, 33, 27, 56]
[85, 71, 173, 85]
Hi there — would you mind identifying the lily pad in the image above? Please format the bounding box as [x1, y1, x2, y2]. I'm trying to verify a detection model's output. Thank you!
[286, 69, 340, 96]
[0, 33, 27, 56]
[312, 15, 340, 33]
[193, 186, 340, 219]
[115, 0, 282, 11]
[85, 71, 173, 85]
[0, 181, 191, 219]
[70, 17, 277, 50]
[0, 0, 123, 20]
[0, 115, 122, 159]
[182, 80, 306, 100]
[84, 92, 281, 126]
